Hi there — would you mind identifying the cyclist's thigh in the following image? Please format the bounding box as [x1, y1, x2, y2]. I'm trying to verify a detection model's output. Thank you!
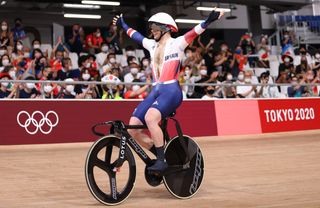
[132, 90, 157, 124]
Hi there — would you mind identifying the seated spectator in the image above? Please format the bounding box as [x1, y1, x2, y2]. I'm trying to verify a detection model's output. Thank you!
[101, 52, 121, 76]
[12, 40, 25, 59]
[122, 55, 139, 75]
[120, 46, 137, 67]
[85, 27, 103, 54]
[279, 53, 294, 75]
[0, 45, 8, 57]
[0, 71, 17, 98]
[30, 39, 42, 58]
[96, 42, 109, 72]
[1, 20, 14, 48]
[0, 54, 12, 70]
[67, 24, 85, 54]
[223, 72, 236, 98]
[11, 18, 27, 43]
[236, 71, 257, 98]
[202, 85, 219, 99]
[74, 69, 100, 99]
[101, 74, 122, 99]
[56, 57, 79, 80]
[124, 78, 149, 99]
[312, 50, 320, 72]
[304, 69, 318, 96]
[105, 22, 123, 54]
[191, 66, 217, 98]
[257, 72, 280, 98]
[86, 54, 99, 80]
[296, 54, 311, 74]
[124, 62, 143, 90]
[287, 75, 304, 97]
[18, 75, 40, 98]
[42, 83, 54, 99]
[61, 78, 77, 99]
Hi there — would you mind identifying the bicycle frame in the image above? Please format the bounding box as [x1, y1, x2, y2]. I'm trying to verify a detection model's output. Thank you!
[91, 116, 190, 170]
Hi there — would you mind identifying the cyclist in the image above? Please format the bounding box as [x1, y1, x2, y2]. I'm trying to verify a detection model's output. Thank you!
[113, 10, 224, 173]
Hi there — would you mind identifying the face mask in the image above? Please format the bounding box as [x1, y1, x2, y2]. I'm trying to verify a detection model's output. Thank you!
[291, 81, 298, 85]
[2, 59, 9, 66]
[0, 50, 5, 56]
[307, 75, 314, 80]
[34, 53, 41, 59]
[1, 25, 7, 31]
[142, 60, 149, 67]
[96, 33, 101, 37]
[207, 89, 215, 95]
[1, 81, 9, 87]
[86, 63, 91, 68]
[101, 46, 109, 52]
[316, 54, 320, 59]
[130, 68, 139, 75]
[132, 85, 141, 92]
[284, 57, 290, 63]
[126, 51, 135, 57]
[238, 74, 244, 80]
[26, 83, 35, 89]
[66, 85, 74, 93]
[284, 35, 289, 38]
[44, 85, 52, 93]
[186, 53, 192, 58]
[82, 73, 90, 81]
[235, 49, 241, 54]
[9, 70, 16, 79]
[200, 69, 207, 76]
[17, 45, 23, 51]
[24, 52, 30, 58]
[185, 70, 191, 76]
[221, 47, 228, 52]
[227, 75, 233, 80]
[244, 78, 251, 83]
[33, 44, 40, 49]
[109, 57, 116, 64]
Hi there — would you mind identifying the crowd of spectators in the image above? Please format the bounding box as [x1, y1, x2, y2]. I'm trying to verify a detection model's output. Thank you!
[0, 18, 320, 99]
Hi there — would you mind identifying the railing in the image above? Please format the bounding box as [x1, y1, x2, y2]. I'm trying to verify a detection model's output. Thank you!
[1, 79, 319, 99]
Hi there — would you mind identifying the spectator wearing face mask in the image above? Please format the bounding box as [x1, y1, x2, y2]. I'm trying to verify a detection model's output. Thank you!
[183, 47, 196, 67]
[0, 54, 12, 72]
[17, 75, 40, 98]
[239, 32, 255, 56]
[222, 72, 236, 98]
[0, 71, 18, 98]
[56, 57, 79, 81]
[312, 51, 320, 72]
[96, 42, 109, 71]
[101, 53, 120, 76]
[302, 69, 318, 96]
[236, 71, 257, 98]
[0, 20, 14, 48]
[120, 46, 137, 67]
[124, 63, 142, 90]
[124, 78, 149, 99]
[0, 45, 8, 57]
[232, 46, 248, 77]
[192, 66, 220, 98]
[287, 75, 304, 97]
[105, 22, 124, 54]
[202, 85, 219, 99]
[60, 78, 82, 99]
[67, 24, 85, 55]
[86, 54, 99, 80]
[279, 53, 294, 75]
[296, 55, 311, 74]
[30, 39, 42, 58]
[257, 35, 270, 68]
[101, 74, 122, 99]
[11, 18, 27, 43]
[73, 69, 99, 99]
[256, 72, 280, 98]
[86, 28, 103, 55]
[12, 40, 25, 59]
[122, 55, 139, 76]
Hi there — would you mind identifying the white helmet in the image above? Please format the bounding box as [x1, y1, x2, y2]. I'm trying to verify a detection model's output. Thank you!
[101, 74, 120, 84]
[148, 12, 178, 32]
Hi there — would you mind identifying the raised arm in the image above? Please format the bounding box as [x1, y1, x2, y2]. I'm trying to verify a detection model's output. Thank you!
[113, 14, 147, 47]
[181, 11, 224, 49]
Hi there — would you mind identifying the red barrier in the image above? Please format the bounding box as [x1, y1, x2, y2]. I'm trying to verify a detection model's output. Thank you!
[1, 98, 319, 145]
[0, 100, 217, 145]
[258, 98, 320, 133]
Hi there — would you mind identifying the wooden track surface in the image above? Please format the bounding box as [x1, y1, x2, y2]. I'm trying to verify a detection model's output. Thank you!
[1, 130, 320, 208]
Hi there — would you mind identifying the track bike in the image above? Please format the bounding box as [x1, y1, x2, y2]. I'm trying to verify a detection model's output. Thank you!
[85, 113, 204, 205]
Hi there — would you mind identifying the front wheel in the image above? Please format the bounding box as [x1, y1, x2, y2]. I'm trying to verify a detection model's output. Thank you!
[85, 135, 136, 205]
[163, 135, 204, 199]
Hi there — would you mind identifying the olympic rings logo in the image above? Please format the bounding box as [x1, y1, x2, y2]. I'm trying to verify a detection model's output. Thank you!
[17, 111, 59, 135]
